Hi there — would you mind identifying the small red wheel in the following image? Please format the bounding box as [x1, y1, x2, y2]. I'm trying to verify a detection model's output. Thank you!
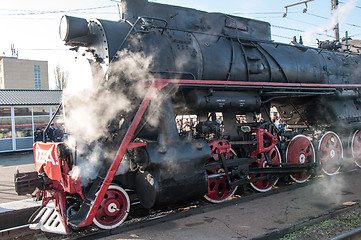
[351, 130, 361, 168]
[204, 168, 238, 203]
[249, 146, 281, 192]
[318, 131, 343, 175]
[286, 135, 315, 183]
[204, 143, 238, 203]
[93, 185, 130, 229]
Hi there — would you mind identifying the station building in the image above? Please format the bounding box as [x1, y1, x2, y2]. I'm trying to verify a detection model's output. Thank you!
[0, 56, 63, 152]
[0, 90, 62, 152]
[0, 57, 49, 90]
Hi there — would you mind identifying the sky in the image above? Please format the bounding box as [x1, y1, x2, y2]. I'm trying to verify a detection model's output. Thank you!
[0, 0, 360, 88]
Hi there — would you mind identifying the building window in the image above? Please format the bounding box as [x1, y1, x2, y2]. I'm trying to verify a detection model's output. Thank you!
[14, 107, 33, 138]
[14, 107, 31, 116]
[0, 107, 11, 117]
[15, 117, 32, 138]
[33, 107, 49, 116]
[34, 65, 41, 90]
[0, 64, 3, 88]
[0, 116, 12, 139]
[0, 107, 12, 138]
[0, 118, 12, 138]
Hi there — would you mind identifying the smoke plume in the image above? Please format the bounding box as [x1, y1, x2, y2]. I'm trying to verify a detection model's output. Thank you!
[63, 49, 155, 184]
[304, 0, 357, 45]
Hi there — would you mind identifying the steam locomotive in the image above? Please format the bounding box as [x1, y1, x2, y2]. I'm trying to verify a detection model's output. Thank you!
[15, 0, 361, 235]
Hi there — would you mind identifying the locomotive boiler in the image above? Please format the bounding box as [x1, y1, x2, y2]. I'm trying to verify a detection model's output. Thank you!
[15, 0, 361, 235]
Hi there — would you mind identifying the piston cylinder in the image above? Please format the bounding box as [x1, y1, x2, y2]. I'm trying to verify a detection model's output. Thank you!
[135, 140, 211, 209]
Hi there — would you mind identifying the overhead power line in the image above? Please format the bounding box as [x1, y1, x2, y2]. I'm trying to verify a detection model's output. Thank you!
[272, 25, 334, 38]
[285, 16, 320, 27]
[230, 12, 296, 15]
[16, 49, 70, 51]
[273, 25, 304, 33]
[231, 12, 336, 40]
[231, 8, 361, 31]
[306, 12, 330, 20]
[0, 5, 117, 16]
[339, 1, 361, 9]
[306, 12, 361, 29]
[272, 34, 293, 40]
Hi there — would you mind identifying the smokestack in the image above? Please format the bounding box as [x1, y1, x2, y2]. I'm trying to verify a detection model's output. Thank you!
[121, 0, 148, 20]
[332, 0, 340, 42]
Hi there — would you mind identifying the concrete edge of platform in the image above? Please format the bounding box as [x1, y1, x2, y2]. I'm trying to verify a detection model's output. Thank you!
[0, 199, 41, 230]
[252, 201, 361, 240]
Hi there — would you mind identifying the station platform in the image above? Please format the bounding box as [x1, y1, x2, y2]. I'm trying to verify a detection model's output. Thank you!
[0, 151, 35, 204]
[0, 151, 40, 230]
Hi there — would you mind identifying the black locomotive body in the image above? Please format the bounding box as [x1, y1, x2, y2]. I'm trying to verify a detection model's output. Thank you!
[15, 0, 361, 234]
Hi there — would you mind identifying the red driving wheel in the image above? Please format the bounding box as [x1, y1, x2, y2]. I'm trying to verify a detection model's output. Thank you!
[205, 168, 238, 203]
[318, 131, 343, 175]
[351, 130, 361, 168]
[204, 141, 238, 203]
[286, 135, 315, 183]
[249, 146, 281, 192]
[93, 185, 130, 229]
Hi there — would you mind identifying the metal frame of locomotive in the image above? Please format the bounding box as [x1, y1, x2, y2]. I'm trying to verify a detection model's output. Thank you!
[14, 0, 361, 235]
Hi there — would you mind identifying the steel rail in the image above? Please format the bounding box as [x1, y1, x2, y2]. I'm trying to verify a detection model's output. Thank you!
[0, 224, 35, 240]
[331, 226, 361, 240]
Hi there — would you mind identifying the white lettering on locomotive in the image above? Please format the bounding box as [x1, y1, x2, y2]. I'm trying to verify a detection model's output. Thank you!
[36, 148, 59, 166]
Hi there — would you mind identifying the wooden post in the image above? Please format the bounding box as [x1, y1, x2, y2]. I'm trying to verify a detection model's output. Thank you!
[332, 0, 340, 42]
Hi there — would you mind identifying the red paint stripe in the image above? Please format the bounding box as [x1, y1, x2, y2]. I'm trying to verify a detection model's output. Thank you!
[154, 78, 361, 88]
[128, 142, 147, 149]
[0, 123, 54, 128]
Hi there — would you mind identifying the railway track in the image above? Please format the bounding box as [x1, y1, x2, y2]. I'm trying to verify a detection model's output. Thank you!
[331, 226, 361, 240]
[0, 224, 38, 240]
[3, 168, 361, 240]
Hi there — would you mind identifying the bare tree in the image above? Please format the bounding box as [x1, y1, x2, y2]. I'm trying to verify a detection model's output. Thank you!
[54, 64, 69, 90]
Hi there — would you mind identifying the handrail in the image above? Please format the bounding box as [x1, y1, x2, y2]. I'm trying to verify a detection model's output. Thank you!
[42, 103, 62, 143]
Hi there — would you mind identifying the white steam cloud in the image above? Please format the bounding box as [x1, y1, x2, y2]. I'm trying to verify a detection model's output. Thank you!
[312, 175, 346, 205]
[63, 50, 154, 184]
[64, 88, 131, 143]
[304, 0, 357, 45]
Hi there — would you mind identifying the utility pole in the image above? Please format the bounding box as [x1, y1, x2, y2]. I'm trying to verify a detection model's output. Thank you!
[331, 0, 340, 42]
[10, 44, 18, 58]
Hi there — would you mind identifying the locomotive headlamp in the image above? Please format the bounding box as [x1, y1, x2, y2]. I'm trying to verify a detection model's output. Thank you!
[60, 15, 92, 46]
[59, 16, 69, 41]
